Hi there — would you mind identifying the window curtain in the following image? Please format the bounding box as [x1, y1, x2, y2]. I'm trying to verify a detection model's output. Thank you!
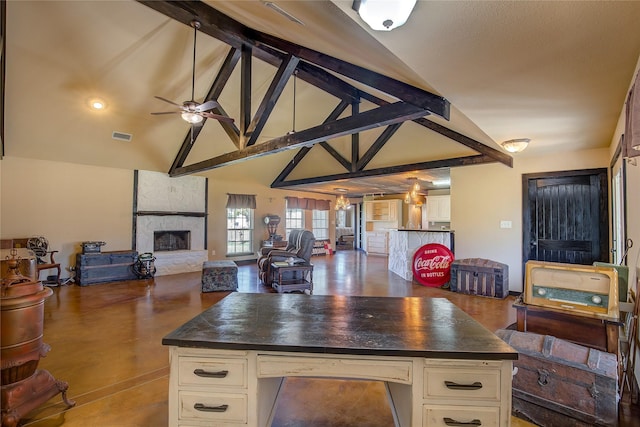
[226, 194, 256, 209]
[285, 196, 330, 210]
[625, 70, 640, 158]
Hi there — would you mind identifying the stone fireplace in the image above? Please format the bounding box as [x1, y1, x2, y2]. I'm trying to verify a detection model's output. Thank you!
[134, 171, 208, 276]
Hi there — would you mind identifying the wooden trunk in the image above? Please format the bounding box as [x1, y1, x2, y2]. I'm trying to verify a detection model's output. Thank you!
[75, 251, 138, 286]
[450, 258, 509, 298]
[496, 329, 618, 427]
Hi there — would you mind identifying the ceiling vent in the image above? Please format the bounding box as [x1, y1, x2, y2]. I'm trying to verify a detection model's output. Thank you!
[112, 131, 132, 142]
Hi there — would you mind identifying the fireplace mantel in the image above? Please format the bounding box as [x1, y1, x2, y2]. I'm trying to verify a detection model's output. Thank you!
[136, 211, 206, 217]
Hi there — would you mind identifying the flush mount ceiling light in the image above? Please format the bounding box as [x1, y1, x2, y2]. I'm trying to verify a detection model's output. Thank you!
[500, 138, 531, 153]
[353, 0, 417, 31]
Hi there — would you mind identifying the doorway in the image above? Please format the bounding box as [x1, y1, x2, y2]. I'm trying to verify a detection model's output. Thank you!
[522, 168, 609, 267]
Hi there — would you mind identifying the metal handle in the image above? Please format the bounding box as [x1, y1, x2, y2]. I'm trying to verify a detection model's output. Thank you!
[193, 369, 229, 378]
[444, 380, 483, 390]
[194, 403, 229, 413]
[443, 417, 482, 426]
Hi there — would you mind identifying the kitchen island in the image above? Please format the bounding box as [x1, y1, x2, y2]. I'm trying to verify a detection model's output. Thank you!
[388, 229, 455, 281]
[163, 293, 516, 426]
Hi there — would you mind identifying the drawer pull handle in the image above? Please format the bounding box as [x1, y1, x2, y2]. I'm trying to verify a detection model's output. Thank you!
[444, 380, 483, 390]
[193, 369, 229, 378]
[194, 403, 229, 413]
[443, 417, 482, 426]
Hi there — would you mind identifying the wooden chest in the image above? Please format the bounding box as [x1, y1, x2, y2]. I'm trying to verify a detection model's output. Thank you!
[75, 250, 138, 286]
[496, 329, 618, 427]
[450, 258, 509, 298]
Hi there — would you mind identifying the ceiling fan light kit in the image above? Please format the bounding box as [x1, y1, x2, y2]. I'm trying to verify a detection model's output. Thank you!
[355, 0, 417, 31]
[181, 112, 204, 124]
[500, 138, 530, 153]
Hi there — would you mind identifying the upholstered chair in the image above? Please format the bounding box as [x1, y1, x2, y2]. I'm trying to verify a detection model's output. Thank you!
[257, 229, 315, 286]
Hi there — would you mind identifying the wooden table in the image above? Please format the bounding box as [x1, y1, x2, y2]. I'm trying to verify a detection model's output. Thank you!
[163, 293, 517, 427]
[270, 262, 313, 294]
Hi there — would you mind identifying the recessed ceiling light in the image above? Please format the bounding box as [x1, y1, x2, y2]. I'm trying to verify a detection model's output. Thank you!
[89, 98, 107, 111]
[334, 188, 348, 193]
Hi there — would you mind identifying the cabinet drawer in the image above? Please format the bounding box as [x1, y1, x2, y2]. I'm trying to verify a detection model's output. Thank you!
[423, 405, 499, 427]
[424, 368, 501, 401]
[179, 391, 247, 423]
[179, 357, 247, 388]
[258, 355, 412, 384]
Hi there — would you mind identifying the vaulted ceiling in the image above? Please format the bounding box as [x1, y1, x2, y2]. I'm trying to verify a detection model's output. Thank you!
[4, 1, 640, 197]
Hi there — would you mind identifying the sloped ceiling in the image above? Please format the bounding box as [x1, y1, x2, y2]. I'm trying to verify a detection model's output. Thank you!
[4, 1, 640, 196]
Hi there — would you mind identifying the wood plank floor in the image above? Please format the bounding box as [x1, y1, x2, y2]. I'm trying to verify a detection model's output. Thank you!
[15, 250, 638, 426]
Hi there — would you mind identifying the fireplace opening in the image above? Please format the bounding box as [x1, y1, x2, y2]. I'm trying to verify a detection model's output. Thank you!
[154, 230, 191, 252]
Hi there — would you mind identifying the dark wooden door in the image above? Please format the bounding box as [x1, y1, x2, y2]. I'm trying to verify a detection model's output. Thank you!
[523, 169, 608, 266]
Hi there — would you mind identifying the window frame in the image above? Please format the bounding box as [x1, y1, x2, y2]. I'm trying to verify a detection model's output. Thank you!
[312, 209, 329, 240]
[226, 207, 254, 255]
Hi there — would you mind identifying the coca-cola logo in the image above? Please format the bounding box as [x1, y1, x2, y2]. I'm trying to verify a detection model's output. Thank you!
[412, 243, 454, 287]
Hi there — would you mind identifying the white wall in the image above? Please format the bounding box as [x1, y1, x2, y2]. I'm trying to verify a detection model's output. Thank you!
[451, 148, 609, 293]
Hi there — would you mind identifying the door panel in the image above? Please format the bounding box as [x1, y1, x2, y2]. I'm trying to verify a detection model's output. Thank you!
[523, 169, 608, 266]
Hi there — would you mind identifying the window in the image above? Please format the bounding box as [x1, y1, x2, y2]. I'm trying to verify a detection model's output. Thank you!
[312, 210, 329, 240]
[336, 209, 346, 228]
[285, 208, 304, 239]
[225, 194, 256, 256]
[226, 208, 253, 255]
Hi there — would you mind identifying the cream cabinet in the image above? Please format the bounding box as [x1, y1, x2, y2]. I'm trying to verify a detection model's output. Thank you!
[366, 231, 388, 255]
[365, 200, 400, 222]
[420, 359, 510, 427]
[426, 195, 450, 222]
[168, 348, 513, 427]
[169, 347, 250, 426]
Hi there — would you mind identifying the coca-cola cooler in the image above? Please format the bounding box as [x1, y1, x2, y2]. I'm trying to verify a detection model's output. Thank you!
[450, 258, 509, 298]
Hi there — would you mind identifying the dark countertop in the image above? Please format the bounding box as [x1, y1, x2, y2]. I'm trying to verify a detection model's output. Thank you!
[163, 293, 517, 360]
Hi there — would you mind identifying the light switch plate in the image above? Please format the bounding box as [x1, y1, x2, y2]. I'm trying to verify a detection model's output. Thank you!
[500, 220, 512, 229]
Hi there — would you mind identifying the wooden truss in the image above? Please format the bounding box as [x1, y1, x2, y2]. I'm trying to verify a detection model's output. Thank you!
[137, 1, 512, 187]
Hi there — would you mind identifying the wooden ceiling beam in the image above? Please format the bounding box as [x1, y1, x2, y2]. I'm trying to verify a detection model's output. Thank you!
[170, 102, 428, 176]
[356, 123, 402, 171]
[271, 154, 500, 188]
[271, 99, 353, 188]
[137, 1, 448, 118]
[358, 91, 512, 167]
[245, 54, 299, 147]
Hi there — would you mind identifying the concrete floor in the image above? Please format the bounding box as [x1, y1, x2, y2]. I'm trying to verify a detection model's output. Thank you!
[14, 250, 637, 426]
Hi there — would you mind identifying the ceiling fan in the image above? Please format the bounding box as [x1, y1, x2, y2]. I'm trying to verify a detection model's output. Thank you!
[151, 20, 233, 125]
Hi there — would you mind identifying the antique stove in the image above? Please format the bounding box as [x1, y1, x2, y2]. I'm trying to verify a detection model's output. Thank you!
[1, 249, 74, 427]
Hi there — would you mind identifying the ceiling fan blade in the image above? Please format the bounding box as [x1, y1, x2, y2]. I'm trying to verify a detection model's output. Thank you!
[154, 96, 182, 107]
[200, 111, 235, 123]
[150, 111, 180, 115]
[195, 100, 220, 112]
